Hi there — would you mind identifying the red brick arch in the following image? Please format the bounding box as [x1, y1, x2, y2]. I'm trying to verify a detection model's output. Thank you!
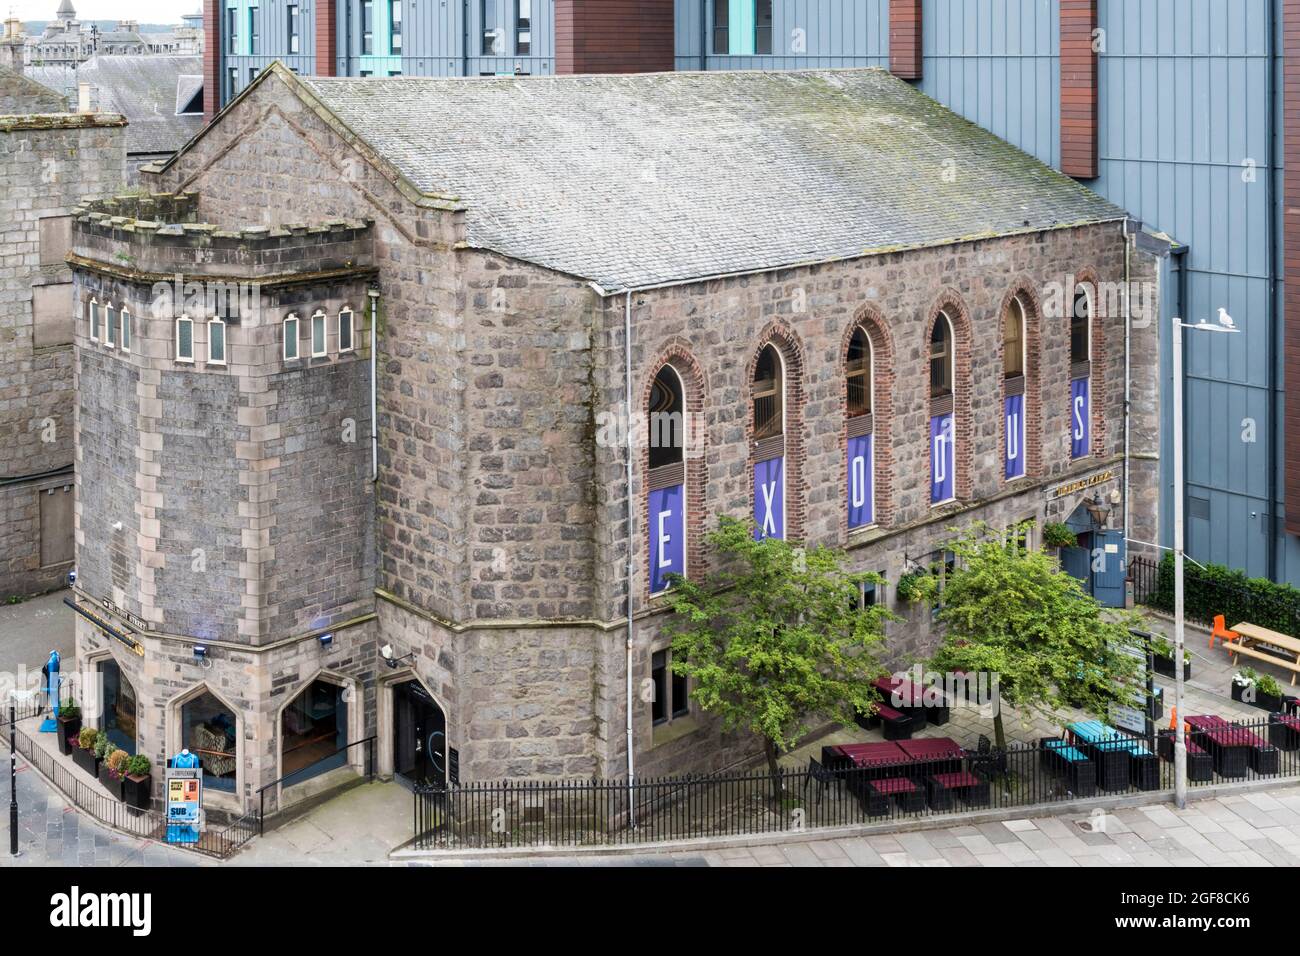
[925, 291, 975, 502]
[640, 339, 709, 598]
[998, 280, 1045, 482]
[839, 304, 896, 533]
[745, 323, 807, 543]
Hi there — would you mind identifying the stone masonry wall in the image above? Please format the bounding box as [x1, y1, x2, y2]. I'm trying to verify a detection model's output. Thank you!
[0, 114, 123, 596]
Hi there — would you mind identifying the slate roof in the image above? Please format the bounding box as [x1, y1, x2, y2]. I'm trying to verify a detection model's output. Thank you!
[292, 68, 1127, 291]
[76, 55, 202, 155]
[0, 65, 68, 113]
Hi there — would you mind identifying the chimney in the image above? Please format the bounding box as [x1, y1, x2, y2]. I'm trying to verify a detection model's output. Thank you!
[77, 81, 92, 113]
[1, 16, 25, 75]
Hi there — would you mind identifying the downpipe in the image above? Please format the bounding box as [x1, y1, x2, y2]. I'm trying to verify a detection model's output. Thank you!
[624, 290, 636, 825]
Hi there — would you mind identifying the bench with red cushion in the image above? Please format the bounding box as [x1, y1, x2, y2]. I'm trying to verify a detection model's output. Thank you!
[925, 769, 991, 810]
[863, 776, 925, 816]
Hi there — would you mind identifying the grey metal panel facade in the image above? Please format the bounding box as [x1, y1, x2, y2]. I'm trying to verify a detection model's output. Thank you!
[672, 0, 1288, 586]
[674, 0, 889, 71]
[220, 0, 555, 101]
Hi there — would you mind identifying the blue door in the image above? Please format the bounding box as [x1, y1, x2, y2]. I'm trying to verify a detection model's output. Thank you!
[1060, 545, 1091, 590]
[1092, 529, 1127, 608]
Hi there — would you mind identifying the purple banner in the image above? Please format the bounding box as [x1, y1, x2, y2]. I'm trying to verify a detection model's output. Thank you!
[848, 434, 873, 530]
[1071, 377, 1090, 459]
[648, 483, 685, 594]
[931, 414, 954, 504]
[753, 456, 785, 540]
[1005, 393, 1025, 480]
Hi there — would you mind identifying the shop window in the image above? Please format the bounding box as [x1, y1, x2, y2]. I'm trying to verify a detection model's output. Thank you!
[282, 679, 348, 785]
[181, 691, 238, 792]
[98, 658, 137, 754]
[651, 649, 689, 726]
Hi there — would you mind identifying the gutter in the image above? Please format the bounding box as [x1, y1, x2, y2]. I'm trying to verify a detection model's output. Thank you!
[368, 286, 380, 482]
[1122, 218, 1132, 543]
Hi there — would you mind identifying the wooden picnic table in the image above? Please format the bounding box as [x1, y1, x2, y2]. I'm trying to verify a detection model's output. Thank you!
[1230, 622, 1300, 685]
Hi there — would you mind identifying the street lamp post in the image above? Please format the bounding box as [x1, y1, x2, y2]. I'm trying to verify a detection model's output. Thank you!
[9, 697, 17, 857]
[1171, 312, 1238, 809]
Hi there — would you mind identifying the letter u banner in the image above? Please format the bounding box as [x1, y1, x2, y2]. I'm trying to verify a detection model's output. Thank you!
[753, 456, 785, 540]
[847, 434, 873, 530]
[931, 414, 954, 503]
[1005, 393, 1025, 480]
[648, 483, 685, 594]
[1071, 377, 1090, 459]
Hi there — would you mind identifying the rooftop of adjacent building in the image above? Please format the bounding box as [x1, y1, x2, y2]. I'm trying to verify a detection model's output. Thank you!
[186, 64, 1127, 293]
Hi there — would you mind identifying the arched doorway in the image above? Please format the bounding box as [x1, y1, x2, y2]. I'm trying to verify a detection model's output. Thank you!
[97, 657, 137, 754]
[392, 679, 447, 787]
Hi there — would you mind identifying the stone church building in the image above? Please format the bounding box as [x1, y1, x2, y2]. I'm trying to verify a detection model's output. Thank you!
[65, 64, 1165, 813]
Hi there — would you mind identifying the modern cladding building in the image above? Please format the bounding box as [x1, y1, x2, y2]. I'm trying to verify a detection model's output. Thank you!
[204, 0, 675, 118]
[676, 0, 1290, 585]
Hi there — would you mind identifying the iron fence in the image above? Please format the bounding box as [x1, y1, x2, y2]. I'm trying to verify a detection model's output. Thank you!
[1, 701, 255, 859]
[413, 716, 1300, 850]
[1130, 553, 1300, 637]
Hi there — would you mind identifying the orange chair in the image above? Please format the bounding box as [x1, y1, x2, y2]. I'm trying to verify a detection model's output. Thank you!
[1209, 614, 1240, 650]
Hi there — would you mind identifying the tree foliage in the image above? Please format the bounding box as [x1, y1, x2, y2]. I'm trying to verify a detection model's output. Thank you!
[928, 523, 1145, 748]
[662, 516, 893, 777]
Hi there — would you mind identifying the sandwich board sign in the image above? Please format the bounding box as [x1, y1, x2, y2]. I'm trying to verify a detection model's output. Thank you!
[165, 749, 203, 844]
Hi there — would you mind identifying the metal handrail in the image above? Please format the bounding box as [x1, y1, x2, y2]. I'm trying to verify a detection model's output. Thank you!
[256, 735, 376, 836]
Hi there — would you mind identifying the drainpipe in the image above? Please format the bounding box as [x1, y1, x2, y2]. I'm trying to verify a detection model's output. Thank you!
[699, 0, 708, 70]
[624, 290, 636, 823]
[1122, 218, 1132, 543]
[368, 286, 379, 482]
[1266, 0, 1279, 580]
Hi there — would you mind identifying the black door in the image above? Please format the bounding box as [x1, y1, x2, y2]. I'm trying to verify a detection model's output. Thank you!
[393, 680, 446, 786]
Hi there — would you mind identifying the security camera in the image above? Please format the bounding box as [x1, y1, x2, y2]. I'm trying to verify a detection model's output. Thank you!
[67, 570, 76, 586]
[380, 644, 393, 660]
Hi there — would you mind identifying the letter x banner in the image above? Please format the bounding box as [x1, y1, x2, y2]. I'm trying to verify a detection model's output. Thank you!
[753, 456, 785, 540]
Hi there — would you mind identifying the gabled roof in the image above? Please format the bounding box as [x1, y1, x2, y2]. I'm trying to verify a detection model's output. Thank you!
[211, 66, 1130, 292]
[0, 65, 68, 113]
[76, 54, 202, 154]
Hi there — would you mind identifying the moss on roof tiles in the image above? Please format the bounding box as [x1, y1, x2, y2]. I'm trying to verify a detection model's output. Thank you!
[288, 67, 1126, 291]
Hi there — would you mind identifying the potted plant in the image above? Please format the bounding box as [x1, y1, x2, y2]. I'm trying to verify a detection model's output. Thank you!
[123, 754, 152, 811]
[1232, 668, 1285, 712]
[55, 702, 81, 756]
[71, 727, 99, 776]
[1042, 522, 1076, 550]
[1150, 635, 1192, 681]
[895, 570, 937, 604]
[99, 748, 128, 800]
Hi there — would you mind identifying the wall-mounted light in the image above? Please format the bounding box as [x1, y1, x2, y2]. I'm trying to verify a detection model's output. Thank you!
[380, 643, 415, 670]
[318, 633, 333, 648]
[193, 645, 208, 662]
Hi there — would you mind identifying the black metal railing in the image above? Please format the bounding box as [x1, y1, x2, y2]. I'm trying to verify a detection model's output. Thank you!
[1130, 553, 1300, 637]
[1, 703, 256, 859]
[412, 716, 1300, 850]
[256, 735, 376, 835]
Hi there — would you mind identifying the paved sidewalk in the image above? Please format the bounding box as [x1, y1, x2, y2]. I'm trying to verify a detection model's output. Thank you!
[411, 788, 1300, 867]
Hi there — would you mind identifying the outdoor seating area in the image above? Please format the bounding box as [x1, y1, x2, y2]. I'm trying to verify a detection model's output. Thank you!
[1186, 714, 1279, 777]
[1064, 720, 1161, 791]
[1220, 619, 1300, 686]
[821, 737, 985, 816]
[853, 676, 954, 741]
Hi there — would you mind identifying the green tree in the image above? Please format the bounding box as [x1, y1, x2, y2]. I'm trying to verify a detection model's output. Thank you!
[929, 523, 1144, 749]
[662, 516, 893, 784]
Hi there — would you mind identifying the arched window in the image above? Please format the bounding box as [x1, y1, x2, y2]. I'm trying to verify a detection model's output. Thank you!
[283, 313, 300, 361]
[89, 298, 100, 342]
[1004, 296, 1027, 480]
[1071, 285, 1092, 459]
[752, 343, 786, 540]
[648, 365, 687, 594]
[930, 313, 956, 504]
[846, 327, 875, 529]
[752, 344, 784, 441]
